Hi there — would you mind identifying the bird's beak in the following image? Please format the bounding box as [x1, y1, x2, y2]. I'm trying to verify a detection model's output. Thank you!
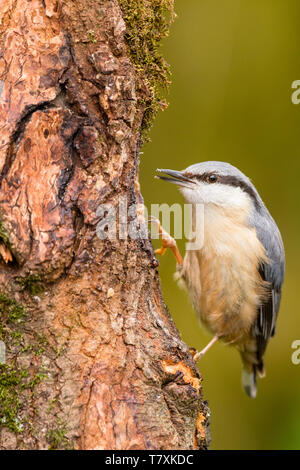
[155, 169, 196, 188]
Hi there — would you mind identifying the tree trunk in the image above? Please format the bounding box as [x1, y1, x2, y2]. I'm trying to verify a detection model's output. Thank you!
[0, 0, 210, 450]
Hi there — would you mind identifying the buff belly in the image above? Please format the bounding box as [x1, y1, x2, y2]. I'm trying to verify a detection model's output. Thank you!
[180, 205, 269, 346]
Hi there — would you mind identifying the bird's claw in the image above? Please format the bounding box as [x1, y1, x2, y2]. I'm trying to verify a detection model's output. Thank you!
[148, 216, 183, 265]
[192, 351, 204, 363]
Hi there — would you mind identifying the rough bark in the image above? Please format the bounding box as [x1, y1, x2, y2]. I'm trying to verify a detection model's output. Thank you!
[0, 0, 210, 450]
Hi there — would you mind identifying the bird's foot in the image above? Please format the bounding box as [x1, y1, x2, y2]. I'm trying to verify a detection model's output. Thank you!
[191, 335, 220, 362]
[149, 216, 183, 265]
[193, 350, 205, 362]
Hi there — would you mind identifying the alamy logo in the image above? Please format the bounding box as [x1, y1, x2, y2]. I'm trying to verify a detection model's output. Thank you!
[95, 196, 205, 251]
[291, 340, 300, 365]
[291, 80, 300, 104]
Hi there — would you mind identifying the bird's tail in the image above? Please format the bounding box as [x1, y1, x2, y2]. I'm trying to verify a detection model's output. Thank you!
[241, 366, 257, 399]
[241, 352, 265, 398]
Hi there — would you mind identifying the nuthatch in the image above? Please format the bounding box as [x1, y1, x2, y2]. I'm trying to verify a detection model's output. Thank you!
[154, 161, 285, 398]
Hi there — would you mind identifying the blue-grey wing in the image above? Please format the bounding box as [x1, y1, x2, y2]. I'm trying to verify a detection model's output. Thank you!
[251, 209, 285, 363]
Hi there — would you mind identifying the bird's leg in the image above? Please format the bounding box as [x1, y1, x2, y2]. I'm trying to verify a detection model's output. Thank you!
[192, 335, 219, 362]
[149, 216, 183, 266]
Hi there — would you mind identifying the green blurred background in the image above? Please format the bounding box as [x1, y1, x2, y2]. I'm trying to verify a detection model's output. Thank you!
[140, 0, 300, 450]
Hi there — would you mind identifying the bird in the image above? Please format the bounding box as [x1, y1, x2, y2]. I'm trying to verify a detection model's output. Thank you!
[154, 161, 285, 398]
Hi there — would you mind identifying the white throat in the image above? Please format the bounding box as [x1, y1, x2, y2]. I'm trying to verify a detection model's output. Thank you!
[180, 181, 252, 211]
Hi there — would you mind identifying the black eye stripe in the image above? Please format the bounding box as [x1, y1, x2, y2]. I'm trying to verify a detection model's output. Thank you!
[183, 172, 260, 209]
[184, 172, 219, 183]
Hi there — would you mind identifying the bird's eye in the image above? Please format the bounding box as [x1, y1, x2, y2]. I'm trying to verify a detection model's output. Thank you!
[208, 174, 217, 183]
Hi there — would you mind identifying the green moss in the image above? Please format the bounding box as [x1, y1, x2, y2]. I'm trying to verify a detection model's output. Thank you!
[47, 398, 57, 414]
[0, 291, 26, 324]
[0, 291, 50, 436]
[0, 364, 44, 434]
[0, 365, 25, 433]
[46, 421, 72, 450]
[0, 293, 26, 354]
[16, 275, 44, 296]
[118, 0, 175, 138]
[34, 334, 49, 356]
[21, 333, 49, 356]
[88, 30, 96, 43]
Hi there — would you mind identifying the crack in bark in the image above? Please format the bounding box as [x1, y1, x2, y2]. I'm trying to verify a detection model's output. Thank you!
[57, 166, 74, 202]
[57, 123, 81, 202]
[60, 204, 86, 279]
[0, 99, 60, 188]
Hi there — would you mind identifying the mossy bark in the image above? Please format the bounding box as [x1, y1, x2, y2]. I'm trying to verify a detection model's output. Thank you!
[0, 0, 210, 450]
